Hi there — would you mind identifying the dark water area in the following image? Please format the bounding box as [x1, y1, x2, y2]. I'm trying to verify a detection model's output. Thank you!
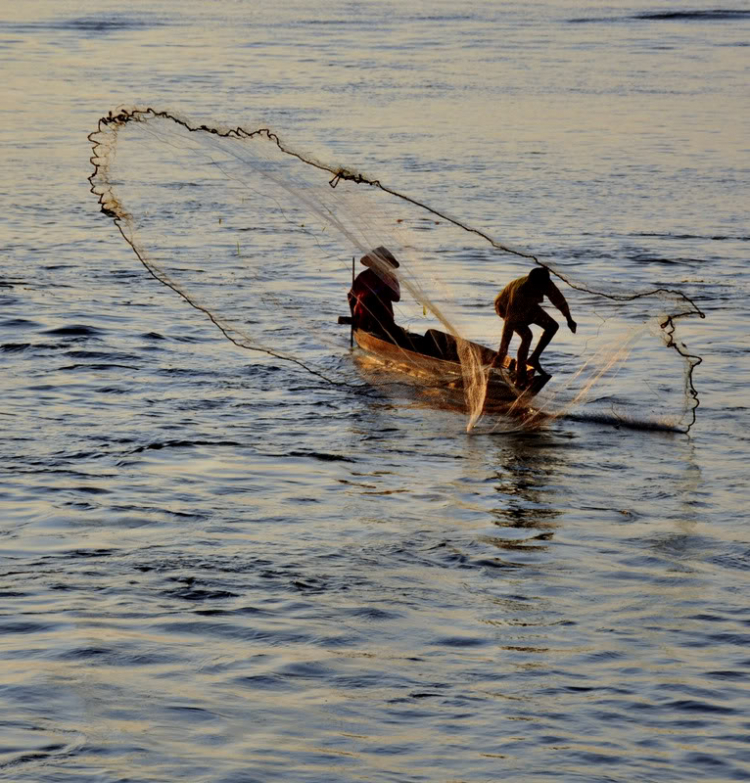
[570, 9, 750, 23]
[2, 1, 750, 781]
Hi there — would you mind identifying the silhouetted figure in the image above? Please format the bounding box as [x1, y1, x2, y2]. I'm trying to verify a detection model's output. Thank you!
[348, 246, 405, 343]
[493, 266, 576, 387]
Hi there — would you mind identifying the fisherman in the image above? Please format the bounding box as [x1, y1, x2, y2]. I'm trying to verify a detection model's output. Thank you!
[348, 246, 405, 343]
[492, 266, 577, 387]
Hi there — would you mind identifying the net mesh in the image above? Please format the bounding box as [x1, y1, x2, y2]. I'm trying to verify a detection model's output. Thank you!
[88, 107, 704, 433]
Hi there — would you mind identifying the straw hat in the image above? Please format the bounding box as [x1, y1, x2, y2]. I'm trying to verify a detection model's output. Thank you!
[360, 246, 400, 269]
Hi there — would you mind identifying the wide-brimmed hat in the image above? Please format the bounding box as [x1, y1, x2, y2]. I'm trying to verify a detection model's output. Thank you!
[360, 246, 400, 269]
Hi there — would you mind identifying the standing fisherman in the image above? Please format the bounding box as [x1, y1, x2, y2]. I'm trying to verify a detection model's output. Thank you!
[493, 266, 577, 387]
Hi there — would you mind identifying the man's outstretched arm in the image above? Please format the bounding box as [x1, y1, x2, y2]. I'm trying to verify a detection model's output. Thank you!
[545, 280, 577, 333]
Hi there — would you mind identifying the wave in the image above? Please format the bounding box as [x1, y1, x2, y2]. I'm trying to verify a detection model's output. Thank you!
[569, 9, 750, 24]
[564, 412, 684, 433]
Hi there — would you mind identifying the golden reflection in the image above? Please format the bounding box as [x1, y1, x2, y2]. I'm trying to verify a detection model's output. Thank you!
[487, 434, 566, 538]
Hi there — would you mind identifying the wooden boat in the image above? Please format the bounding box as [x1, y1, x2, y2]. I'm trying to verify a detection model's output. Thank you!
[339, 319, 551, 401]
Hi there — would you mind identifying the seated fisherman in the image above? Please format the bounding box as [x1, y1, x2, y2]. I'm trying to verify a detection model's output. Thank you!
[348, 246, 404, 342]
[492, 266, 577, 387]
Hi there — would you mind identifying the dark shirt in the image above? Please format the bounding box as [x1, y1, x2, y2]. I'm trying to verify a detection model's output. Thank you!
[348, 268, 401, 333]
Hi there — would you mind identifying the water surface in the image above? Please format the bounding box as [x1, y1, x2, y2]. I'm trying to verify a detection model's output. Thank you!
[1, 1, 749, 781]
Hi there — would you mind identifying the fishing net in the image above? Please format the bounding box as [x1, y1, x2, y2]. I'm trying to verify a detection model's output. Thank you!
[88, 107, 704, 433]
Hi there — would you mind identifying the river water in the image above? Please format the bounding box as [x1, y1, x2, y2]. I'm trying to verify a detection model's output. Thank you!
[2, 1, 749, 781]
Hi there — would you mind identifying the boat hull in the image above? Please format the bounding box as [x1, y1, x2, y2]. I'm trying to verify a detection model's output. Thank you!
[353, 328, 550, 401]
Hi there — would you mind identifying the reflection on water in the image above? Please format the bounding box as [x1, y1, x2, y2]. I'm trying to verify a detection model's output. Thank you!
[490, 435, 565, 532]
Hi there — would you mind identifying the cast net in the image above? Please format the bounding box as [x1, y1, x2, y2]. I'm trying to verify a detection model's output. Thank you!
[88, 107, 704, 433]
